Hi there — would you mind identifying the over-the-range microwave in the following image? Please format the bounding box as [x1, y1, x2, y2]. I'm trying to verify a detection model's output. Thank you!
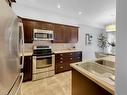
[33, 29, 54, 41]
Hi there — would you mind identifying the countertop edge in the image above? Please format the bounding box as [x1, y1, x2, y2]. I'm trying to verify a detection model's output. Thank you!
[20, 52, 33, 56]
[53, 50, 82, 54]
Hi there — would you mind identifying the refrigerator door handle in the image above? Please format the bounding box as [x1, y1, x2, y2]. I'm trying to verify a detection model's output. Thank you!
[9, 28, 13, 55]
[19, 22, 24, 69]
[14, 73, 23, 95]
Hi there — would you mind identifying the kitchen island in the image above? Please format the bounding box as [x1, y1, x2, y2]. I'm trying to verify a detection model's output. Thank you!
[70, 56, 115, 95]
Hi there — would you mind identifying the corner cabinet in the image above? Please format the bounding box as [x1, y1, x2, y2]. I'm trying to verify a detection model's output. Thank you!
[55, 51, 82, 74]
[21, 18, 79, 43]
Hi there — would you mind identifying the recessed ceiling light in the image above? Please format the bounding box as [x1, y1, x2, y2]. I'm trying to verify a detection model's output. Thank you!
[78, 11, 82, 15]
[57, 4, 61, 9]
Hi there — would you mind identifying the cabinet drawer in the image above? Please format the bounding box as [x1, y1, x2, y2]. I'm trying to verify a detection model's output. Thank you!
[55, 58, 70, 64]
[55, 64, 66, 74]
[55, 64, 71, 74]
[55, 53, 70, 62]
[55, 53, 69, 58]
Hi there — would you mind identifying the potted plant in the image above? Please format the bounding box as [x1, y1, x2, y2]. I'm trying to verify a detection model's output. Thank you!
[97, 33, 108, 51]
[97, 33, 116, 54]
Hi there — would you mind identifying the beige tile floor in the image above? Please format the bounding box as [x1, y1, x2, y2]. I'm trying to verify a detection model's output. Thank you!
[21, 71, 71, 95]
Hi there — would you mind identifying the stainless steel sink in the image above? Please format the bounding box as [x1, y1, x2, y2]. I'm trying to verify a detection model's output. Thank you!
[95, 59, 115, 68]
[78, 62, 115, 85]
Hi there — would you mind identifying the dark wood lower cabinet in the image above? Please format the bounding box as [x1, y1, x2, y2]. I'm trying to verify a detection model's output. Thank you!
[22, 56, 32, 82]
[72, 69, 112, 95]
[55, 51, 82, 74]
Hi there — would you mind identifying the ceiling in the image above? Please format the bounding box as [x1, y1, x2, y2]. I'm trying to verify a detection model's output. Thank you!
[15, 0, 116, 28]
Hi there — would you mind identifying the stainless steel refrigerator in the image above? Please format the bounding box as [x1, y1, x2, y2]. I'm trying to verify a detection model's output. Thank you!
[0, 0, 24, 95]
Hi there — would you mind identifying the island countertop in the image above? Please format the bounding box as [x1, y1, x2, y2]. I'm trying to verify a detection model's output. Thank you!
[70, 56, 115, 95]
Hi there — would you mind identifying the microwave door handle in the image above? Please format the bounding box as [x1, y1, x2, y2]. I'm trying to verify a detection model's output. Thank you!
[19, 23, 24, 69]
[14, 73, 23, 95]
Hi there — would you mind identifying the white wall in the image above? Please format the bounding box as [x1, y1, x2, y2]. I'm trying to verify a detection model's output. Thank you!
[116, 0, 127, 95]
[76, 24, 103, 61]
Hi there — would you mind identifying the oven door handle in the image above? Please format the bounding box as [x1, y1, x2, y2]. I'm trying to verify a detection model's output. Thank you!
[36, 55, 52, 59]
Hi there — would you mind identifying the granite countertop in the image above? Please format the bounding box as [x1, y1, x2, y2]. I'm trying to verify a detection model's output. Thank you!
[70, 56, 115, 95]
[20, 49, 82, 56]
[20, 51, 33, 56]
[96, 56, 115, 63]
[53, 49, 82, 54]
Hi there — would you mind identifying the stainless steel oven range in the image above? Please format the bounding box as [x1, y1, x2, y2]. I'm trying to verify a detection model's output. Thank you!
[33, 46, 55, 80]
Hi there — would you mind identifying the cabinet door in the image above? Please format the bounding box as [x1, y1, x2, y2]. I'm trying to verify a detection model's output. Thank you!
[70, 27, 78, 43]
[52, 25, 78, 43]
[22, 20, 34, 43]
[23, 56, 32, 82]
[34, 21, 42, 29]
[42, 22, 54, 30]
[32, 21, 54, 32]
[63, 26, 71, 43]
[53, 24, 64, 43]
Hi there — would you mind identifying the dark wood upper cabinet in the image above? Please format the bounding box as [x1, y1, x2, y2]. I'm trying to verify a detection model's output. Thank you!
[41, 22, 52, 30]
[63, 26, 71, 43]
[34, 21, 42, 29]
[21, 18, 79, 43]
[34, 21, 54, 30]
[53, 24, 64, 43]
[52, 25, 78, 43]
[70, 27, 78, 43]
[22, 19, 35, 43]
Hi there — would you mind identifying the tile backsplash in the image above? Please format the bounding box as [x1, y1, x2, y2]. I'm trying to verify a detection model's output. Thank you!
[51, 43, 76, 51]
[24, 43, 33, 52]
[24, 41, 76, 52]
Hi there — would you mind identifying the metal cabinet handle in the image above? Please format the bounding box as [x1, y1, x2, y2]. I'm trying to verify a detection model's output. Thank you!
[60, 54, 63, 56]
[60, 58, 63, 60]
[60, 61, 63, 63]
[70, 58, 72, 60]
[70, 53, 73, 55]
[60, 66, 63, 69]
[14, 73, 23, 95]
